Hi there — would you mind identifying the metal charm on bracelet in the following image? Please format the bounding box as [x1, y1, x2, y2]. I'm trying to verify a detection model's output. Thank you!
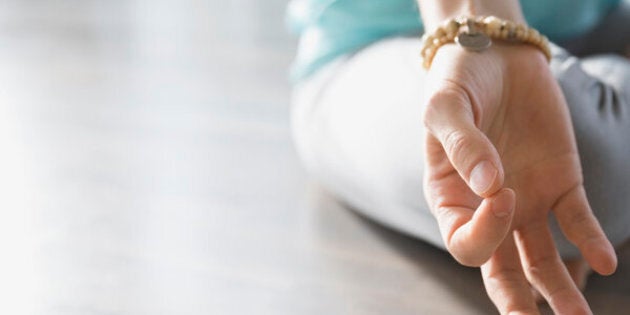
[455, 18, 492, 51]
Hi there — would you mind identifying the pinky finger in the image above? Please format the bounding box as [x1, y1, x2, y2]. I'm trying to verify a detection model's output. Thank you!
[553, 185, 617, 275]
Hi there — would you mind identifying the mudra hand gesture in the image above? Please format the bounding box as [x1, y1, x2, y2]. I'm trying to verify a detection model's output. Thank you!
[421, 30, 617, 314]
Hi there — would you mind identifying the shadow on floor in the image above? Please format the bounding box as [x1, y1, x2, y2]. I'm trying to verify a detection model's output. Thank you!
[313, 187, 630, 315]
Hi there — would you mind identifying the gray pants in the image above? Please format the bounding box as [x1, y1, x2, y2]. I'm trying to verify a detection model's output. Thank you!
[291, 9, 630, 259]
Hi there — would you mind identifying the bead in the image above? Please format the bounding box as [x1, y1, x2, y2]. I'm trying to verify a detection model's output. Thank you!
[533, 32, 540, 44]
[514, 24, 527, 41]
[423, 59, 431, 69]
[421, 45, 436, 58]
[524, 28, 533, 42]
[434, 27, 446, 39]
[529, 28, 541, 42]
[422, 47, 437, 69]
[444, 19, 459, 38]
[455, 16, 469, 27]
[483, 16, 502, 37]
[541, 36, 549, 48]
[423, 35, 435, 45]
[420, 33, 429, 46]
[499, 21, 509, 39]
[504, 21, 516, 40]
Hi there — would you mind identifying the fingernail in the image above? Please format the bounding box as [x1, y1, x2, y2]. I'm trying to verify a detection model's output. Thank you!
[470, 161, 497, 194]
[491, 189, 514, 218]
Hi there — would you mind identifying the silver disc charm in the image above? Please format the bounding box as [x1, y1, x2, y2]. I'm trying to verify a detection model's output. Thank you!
[455, 32, 492, 52]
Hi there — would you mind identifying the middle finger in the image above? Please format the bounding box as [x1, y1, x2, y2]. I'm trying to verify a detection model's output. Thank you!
[514, 222, 591, 314]
[481, 234, 539, 314]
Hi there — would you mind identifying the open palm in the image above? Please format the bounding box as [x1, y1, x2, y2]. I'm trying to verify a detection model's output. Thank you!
[422, 43, 617, 314]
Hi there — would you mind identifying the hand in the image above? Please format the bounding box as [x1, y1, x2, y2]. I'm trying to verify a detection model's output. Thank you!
[422, 43, 617, 314]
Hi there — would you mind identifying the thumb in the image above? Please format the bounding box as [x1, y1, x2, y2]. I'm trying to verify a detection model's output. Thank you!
[423, 86, 504, 197]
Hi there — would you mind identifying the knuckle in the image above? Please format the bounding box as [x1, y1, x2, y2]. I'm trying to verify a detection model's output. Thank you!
[443, 129, 474, 164]
[486, 267, 523, 285]
[578, 234, 607, 252]
[525, 265, 543, 282]
[524, 255, 556, 280]
[484, 270, 540, 315]
[546, 286, 588, 313]
[564, 208, 604, 246]
[569, 210, 591, 228]
[570, 213, 602, 242]
[422, 87, 470, 129]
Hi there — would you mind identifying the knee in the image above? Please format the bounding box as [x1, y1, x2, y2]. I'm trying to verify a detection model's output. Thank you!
[550, 51, 630, 251]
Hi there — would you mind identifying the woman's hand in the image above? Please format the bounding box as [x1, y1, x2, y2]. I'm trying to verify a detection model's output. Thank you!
[422, 43, 618, 314]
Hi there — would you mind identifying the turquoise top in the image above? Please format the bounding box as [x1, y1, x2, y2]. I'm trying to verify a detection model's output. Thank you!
[288, 0, 621, 80]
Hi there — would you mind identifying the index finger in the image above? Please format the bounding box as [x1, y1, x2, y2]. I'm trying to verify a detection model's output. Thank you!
[431, 187, 516, 267]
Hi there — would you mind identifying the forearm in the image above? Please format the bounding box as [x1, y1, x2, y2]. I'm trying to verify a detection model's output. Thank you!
[417, 0, 525, 29]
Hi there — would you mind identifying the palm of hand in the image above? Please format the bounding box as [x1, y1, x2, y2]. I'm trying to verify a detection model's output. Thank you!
[423, 44, 616, 314]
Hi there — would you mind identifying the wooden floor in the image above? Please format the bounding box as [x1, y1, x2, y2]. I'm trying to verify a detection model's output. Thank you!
[0, 1, 627, 314]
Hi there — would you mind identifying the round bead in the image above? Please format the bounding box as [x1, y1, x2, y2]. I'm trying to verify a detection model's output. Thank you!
[422, 45, 436, 59]
[444, 20, 460, 38]
[514, 24, 526, 41]
[504, 21, 516, 39]
[534, 31, 543, 45]
[500, 28, 509, 39]
[483, 16, 502, 37]
[420, 34, 429, 46]
[421, 45, 433, 58]
[423, 59, 431, 69]
[541, 36, 549, 47]
[434, 27, 446, 39]
[525, 28, 535, 42]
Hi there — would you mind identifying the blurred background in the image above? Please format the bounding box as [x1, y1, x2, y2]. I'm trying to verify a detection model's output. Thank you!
[0, 1, 627, 314]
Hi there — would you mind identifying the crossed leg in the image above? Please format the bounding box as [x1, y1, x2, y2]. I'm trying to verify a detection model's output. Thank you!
[291, 37, 630, 296]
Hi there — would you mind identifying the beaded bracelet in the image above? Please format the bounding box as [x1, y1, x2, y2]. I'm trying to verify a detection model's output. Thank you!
[420, 16, 551, 69]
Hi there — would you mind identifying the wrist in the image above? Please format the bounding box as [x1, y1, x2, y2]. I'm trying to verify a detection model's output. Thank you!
[418, 0, 526, 29]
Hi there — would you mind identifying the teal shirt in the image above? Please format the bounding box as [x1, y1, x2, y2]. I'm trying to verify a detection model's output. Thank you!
[288, 0, 621, 80]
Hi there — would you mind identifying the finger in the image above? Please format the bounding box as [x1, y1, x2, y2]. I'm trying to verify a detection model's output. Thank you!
[514, 223, 592, 315]
[481, 235, 540, 315]
[531, 258, 591, 304]
[553, 185, 617, 275]
[423, 83, 504, 197]
[531, 286, 544, 304]
[434, 188, 515, 267]
[565, 258, 591, 291]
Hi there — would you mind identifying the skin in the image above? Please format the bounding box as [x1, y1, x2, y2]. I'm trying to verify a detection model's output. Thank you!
[417, 1, 618, 313]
